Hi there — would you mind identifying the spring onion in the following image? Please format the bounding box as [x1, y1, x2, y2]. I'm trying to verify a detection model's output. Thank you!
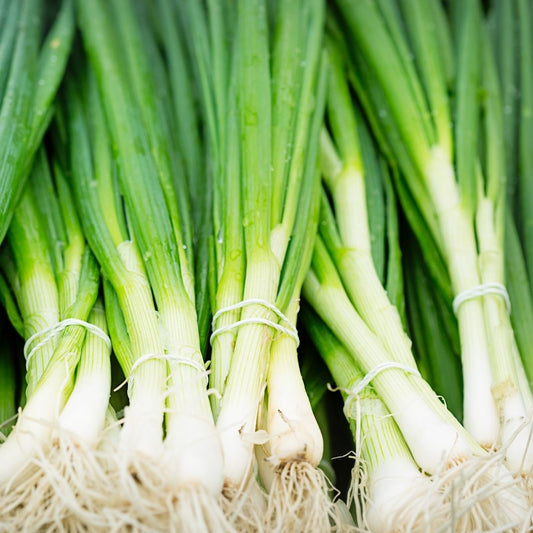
[181, 0, 341, 528]
[0, 146, 104, 531]
[304, 307, 447, 533]
[332, 0, 533, 481]
[301, 29, 530, 528]
[69, 0, 228, 528]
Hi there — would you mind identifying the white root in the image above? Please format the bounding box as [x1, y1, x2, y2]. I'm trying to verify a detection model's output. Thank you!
[221, 477, 268, 532]
[263, 460, 348, 533]
[351, 450, 531, 533]
[89, 443, 234, 533]
[0, 431, 117, 532]
[0, 425, 235, 533]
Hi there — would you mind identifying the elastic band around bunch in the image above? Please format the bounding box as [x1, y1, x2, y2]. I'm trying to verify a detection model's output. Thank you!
[348, 361, 421, 398]
[342, 362, 421, 419]
[24, 318, 112, 370]
[120, 352, 209, 393]
[338, 362, 421, 460]
[210, 298, 299, 346]
[452, 282, 511, 315]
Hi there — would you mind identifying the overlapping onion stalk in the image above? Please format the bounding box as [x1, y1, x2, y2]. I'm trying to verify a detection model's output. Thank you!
[300, 23, 531, 530]
[0, 145, 108, 531]
[65, 0, 228, 529]
[180, 0, 344, 529]
[332, 0, 533, 479]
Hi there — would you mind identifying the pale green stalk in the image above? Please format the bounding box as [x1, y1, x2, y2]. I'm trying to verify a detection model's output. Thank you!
[0, 144, 100, 499]
[474, 21, 533, 472]
[74, 3, 227, 527]
[319, 43, 467, 440]
[303, 239, 530, 527]
[303, 308, 446, 533]
[334, 0, 500, 447]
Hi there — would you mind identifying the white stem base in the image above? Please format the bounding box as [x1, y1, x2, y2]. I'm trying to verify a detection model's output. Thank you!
[0, 367, 67, 486]
[163, 413, 224, 494]
[58, 373, 110, 446]
[365, 457, 432, 533]
[498, 389, 533, 473]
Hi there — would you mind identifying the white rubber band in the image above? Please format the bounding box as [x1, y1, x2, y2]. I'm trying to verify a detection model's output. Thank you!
[342, 362, 420, 419]
[24, 318, 111, 371]
[210, 298, 299, 346]
[118, 351, 209, 393]
[348, 362, 421, 399]
[452, 282, 511, 315]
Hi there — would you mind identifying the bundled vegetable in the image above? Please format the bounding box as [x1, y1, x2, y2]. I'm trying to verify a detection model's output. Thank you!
[331, 0, 533, 481]
[2, 0, 533, 530]
[0, 146, 109, 531]
[488, 0, 533, 391]
[65, 0, 229, 529]
[304, 308, 449, 533]
[300, 26, 531, 530]
[181, 0, 342, 529]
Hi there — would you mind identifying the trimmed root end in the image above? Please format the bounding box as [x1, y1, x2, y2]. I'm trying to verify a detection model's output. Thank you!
[265, 461, 349, 532]
[0, 434, 117, 532]
[96, 449, 232, 532]
[351, 451, 532, 533]
[0, 434, 232, 533]
[222, 477, 268, 532]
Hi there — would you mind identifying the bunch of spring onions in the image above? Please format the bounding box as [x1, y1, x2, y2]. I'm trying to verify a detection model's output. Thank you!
[488, 0, 533, 391]
[299, 14, 532, 529]
[331, 0, 533, 483]
[61, 0, 231, 529]
[0, 2, 108, 529]
[180, 0, 347, 529]
[3, 0, 533, 531]
[0, 144, 109, 531]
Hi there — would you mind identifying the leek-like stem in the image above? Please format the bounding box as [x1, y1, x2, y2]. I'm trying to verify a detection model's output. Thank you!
[216, 251, 281, 486]
[304, 244, 479, 474]
[262, 298, 323, 469]
[425, 148, 499, 446]
[476, 197, 533, 472]
[113, 242, 166, 459]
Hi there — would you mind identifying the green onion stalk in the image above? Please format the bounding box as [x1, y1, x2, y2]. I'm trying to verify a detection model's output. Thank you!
[180, 1, 267, 525]
[304, 309, 452, 533]
[301, 32, 530, 529]
[332, 0, 533, 482]
[488, 0, 533, 495]
[71, 0, 229, 529]
[476, 17, 533, 478]
[485, 2, 533, 401]
[151, 0, 213, 356]
[182, 0, 339, 529]
[0, 0, 74, 248]
[303, 238, 529, 530]
[0, 147, 110, 531]
[515, 0, 533, 310]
